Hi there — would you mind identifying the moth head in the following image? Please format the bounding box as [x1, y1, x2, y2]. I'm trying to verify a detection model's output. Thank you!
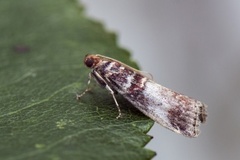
[84, 54, 100, 68]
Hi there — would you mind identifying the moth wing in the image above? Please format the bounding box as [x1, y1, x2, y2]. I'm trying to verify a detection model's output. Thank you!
[95, 54, 153, 80]
[138, 71, 153, 80]
[124, 79, 207, 138]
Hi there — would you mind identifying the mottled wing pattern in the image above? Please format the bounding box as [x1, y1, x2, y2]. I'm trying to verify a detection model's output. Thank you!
[140, 80, 207, 137]
[95, 58, 207, 137]
[84, 54, 207, 137]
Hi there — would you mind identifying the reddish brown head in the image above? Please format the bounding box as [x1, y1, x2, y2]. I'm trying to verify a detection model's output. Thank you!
[84, 54, 101, 69]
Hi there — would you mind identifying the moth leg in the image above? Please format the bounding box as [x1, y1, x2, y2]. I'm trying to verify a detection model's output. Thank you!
[93, 71, 122, 119]
[76, 73, 92, 100]
[105, 84, 121, 119]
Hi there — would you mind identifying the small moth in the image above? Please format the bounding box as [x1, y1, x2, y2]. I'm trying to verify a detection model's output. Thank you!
[78, 54, 207, 138]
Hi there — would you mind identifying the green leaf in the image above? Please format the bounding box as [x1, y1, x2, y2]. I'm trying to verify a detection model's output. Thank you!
[0, 0, 155, 160]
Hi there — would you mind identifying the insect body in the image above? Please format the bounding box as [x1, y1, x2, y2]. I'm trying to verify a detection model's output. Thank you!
[78, 54, 207, 138]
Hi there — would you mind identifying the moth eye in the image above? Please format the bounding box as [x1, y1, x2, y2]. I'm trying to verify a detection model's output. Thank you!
[85, 58, 94, 68]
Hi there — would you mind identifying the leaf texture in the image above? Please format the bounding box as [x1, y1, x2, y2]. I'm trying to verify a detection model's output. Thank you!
[0, 0, 155, 160]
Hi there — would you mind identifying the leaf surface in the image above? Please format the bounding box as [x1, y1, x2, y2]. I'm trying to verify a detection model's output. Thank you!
[0, 0, 155, 160]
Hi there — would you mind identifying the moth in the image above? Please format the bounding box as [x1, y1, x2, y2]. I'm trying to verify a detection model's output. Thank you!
[77, 54, 207, 138]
